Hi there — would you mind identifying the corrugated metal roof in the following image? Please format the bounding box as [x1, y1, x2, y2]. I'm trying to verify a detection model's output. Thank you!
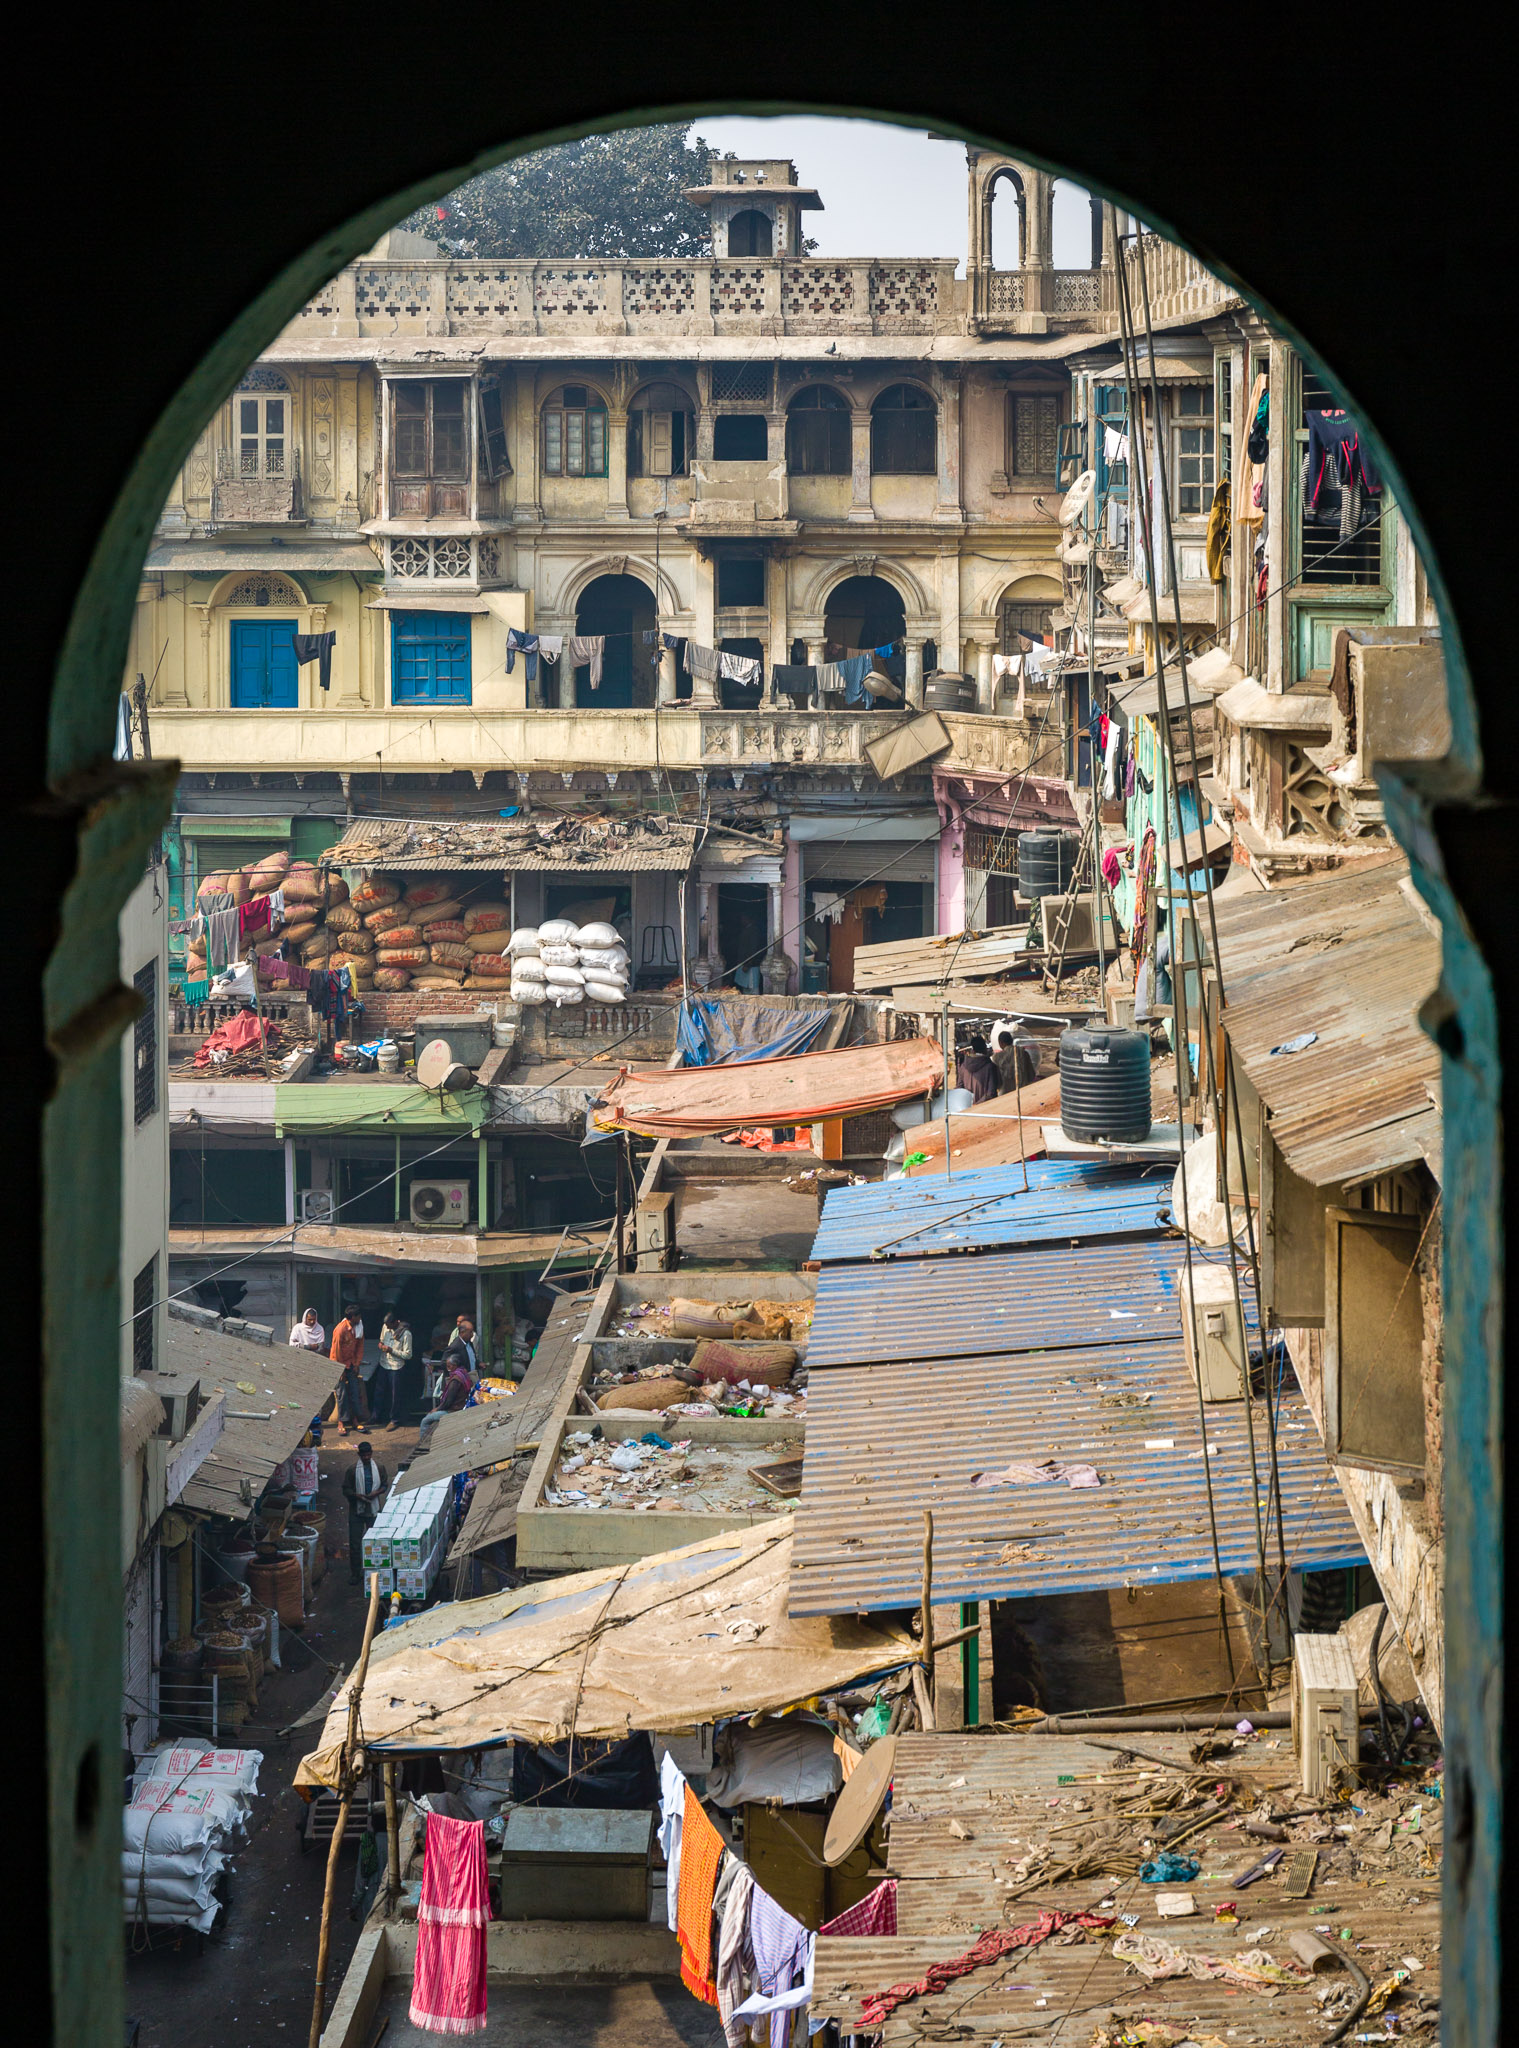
[787, 1338, 1363, 1615]
[273, 1079, 488, 1135]
[811, 1159, 1176, 1264]
[324, 815, 698, 874]
[813, 1730, 1441, 2044]
[171, 1315, 339, 1515]
[806, 1241, 1258, 1368]
[1213, 857, 1442, 1186]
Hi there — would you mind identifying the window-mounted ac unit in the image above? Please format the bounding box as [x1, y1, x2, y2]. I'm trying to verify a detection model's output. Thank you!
[1179, 1262, 1247, 1401]
[410, 1179, 470, 1231]
[300, 1189, 335, 1224]
[1291, 1632, 1360, 1797]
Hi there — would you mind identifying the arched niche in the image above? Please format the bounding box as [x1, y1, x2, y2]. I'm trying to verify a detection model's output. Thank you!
[1051, 177, 1104, 269]
[573, 570, 657, 709]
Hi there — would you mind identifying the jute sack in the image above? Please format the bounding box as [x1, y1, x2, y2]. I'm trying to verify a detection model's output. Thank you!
[324, 874, 350, 908]
[280, 920, 319, 949]
[247, 851, 290, 891]
[325, 903, 364, 934]
[373, 968, 411, 991]
[364, 905, 406, 935]
[466, 929, 510, 955]
[400, 881, 452, 909]
[464, 906, 510, 933]
[412, 971, 465, 989]
[352, 878, 400, 911]
[688, 1339, 797, 1387]
[425, 920, 469, 946]
[330, 954, 374, 983]
[429, 941, 473, 971]
[468, 953, 512, 979]
[374, 945, 430, 969]
[335, 927, 374, 954]
[596, 1376, 689, 1412]
[375, 923, 421, 949]
[411, 898, 463, 927]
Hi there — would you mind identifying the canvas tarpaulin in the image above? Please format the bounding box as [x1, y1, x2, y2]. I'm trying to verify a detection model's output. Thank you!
[295, 1524, 913, 1789]
[675, 998, 835, 1068]
[595, 1037, 945, 1139]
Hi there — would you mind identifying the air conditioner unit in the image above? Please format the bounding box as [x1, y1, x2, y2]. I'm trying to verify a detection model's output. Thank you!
[410, 1179, 470, 1230]
[1291, 1633, 1360, 1796]
[1179, 1262, 1247, 1401]
[635, 1192, 677, 1272]
[301, 1189, 335, 1224]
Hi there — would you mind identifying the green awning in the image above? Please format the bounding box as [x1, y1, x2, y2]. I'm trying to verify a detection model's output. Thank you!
[274, 1081, 488, 1137]
[181, 815, 295, 838]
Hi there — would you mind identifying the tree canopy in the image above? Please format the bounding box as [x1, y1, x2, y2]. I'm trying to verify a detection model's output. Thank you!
[404, 125, 718, 260]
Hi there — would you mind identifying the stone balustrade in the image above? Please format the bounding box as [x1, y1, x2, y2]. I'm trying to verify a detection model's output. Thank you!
[285, 256, 963, 341]
[1121, 235, 1241, 325]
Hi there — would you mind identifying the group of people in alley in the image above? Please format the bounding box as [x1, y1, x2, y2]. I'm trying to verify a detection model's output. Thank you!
[289, 1303, 487, 1583]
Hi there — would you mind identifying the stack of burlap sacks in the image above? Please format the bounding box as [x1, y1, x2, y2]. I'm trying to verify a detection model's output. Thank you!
[345, 876, 515, 992]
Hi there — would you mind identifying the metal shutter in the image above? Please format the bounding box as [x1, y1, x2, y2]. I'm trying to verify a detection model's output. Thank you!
[802, 839, 937, 885]
[122, 1548, 160, 1760]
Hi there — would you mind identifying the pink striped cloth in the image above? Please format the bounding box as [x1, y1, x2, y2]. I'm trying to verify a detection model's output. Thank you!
[409, 1812, 490, 2036]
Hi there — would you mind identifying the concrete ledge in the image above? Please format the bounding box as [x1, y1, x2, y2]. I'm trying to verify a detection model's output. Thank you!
[319, 1922, 391, 2048]
[382, 1918, 682, 1980]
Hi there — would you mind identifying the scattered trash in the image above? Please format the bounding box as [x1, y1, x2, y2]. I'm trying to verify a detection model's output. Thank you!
[1155, 1892, 1197, 1918]
[1270, 1031, 1318, 1056]
[971, 1459, 1101, 1490]
[1139, 1852, 1200, 1884]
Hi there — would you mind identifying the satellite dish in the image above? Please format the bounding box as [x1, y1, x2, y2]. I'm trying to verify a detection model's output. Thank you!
[823, 1731, 897, 1866]
[417, 1039, 470, 1091]
[1059, 469, 1097, 527]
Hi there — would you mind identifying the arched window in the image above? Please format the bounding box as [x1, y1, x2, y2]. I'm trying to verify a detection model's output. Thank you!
[870, 384, 936, 475]
[990, 170, 1024, 268]
[1051, 179, 1103, 269]
[235, 370, 290, 478]
[627, 381, 693, 478]
[786, 385, 850, 475]
[727, 208, 772, 257]
[542, 384, 607, 477]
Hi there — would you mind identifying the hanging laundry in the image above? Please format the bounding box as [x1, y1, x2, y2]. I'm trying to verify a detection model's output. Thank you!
[658, 1752, 685, 1935]
[714, 1854, 757, 2048]
[838, 653, 873, 707]
[505, 629, 541, 682]
[409, 1811, 489, 2037]
[180, 978, 209, 1008]
[719, 650, 762, 687]
[744, 1889, 813, 2048]
[1103, 717, 1124, 799]
[205, 905, 240, 972]
[816, 661, 846, 697]
[683, 642, 722, 688]
[820, 1880, 898, 1938]
[565, 634, 605, 687]
[676, 1783, 725, 2004]
[1303, 409, 1383, 541]
[537, 634, 564, 663]
[1234, 372, 1268, 530]
[769, 664, 816, 706]
[1101, 847, 1124, 891]
[1246, 387, 1269, 464]
[292, 630, 336, 692]
[1125, 749, 1137, 800]
[1104, 425, 1130, 464]
[238, 895, 271, 941]
[1205, 480, 1231, 581]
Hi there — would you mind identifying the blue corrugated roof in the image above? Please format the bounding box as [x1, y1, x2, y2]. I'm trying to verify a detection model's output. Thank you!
[806, 1241, 1260, 1368]
[788, 1338, 1365, 1616]
[810, 1158, 1175, 1264]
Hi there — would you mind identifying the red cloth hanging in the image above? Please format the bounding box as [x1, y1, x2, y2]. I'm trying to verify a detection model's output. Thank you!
[409, 1812, 490, 2036]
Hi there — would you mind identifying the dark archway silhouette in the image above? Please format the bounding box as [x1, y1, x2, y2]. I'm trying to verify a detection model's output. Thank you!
[22, 46, 1509, 2048]
[573, 571, 656, 708]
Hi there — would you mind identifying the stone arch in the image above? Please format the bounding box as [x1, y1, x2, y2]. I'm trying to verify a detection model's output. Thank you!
[990, 166, 1025, 268]
[554, 553, 681, 622]
[1051, 176, 1103, 269]
[801, 554, 931, 622]
[995, 572, 1063, 653]
[205, 568, 311, 611]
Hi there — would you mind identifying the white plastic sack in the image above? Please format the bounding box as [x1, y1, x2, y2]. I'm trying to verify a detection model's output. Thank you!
[121, 1867, 219, 1910]
[121, 1848, 226, 1885]
[1172, 1128, 1247, 1247]
[136, 1747, 262, 1797]
[511, 955, 547, 982]
[122, 1896, 220, 1933]
[122, 1783, 241, 1855]
[543, 962, 586, 988]
[583, 981, 627, 1004]
[507, 928, 541, 956]
[575, 922, 620, 950]
[537, 918, 579, 944]
[578, 947, 629, 975]
[548, 984, 584, 1007]
[510, 982, 547, 1006]
[539, 943, 581, 968]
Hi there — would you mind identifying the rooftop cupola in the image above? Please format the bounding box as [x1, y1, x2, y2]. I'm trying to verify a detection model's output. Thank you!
[682, 157, 824, 258]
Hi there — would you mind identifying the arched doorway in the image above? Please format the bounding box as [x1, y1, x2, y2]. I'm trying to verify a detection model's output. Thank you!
[573, 571, 656, 709]
[990, 168, 1024, 268]
[996, 573, 1062, 653]
[727, 207, 772, 256]
[823, 573, 907, 684]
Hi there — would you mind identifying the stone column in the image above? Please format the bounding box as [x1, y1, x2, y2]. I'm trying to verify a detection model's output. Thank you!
[937, 810, 966, 936]
[656, 644, 678, 704]
[767, 410, 788, 519]
[781, 839, 802, 993]
[848, 408, 874, 522]
[935, 371, 963, 522]
[905, 639, 925, 710]
[515, 369, 541, 524]
[605, 409, 630, 520]
[974, 640, 995, 714]
[688, 550, 719, 706]
[557, 631, 576, 710]
[766, 549, 789, 700]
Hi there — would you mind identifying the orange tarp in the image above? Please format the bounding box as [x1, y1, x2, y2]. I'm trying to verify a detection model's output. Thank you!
[905, 1074, 1063, 1176]
[595, 1037, 946, 1139]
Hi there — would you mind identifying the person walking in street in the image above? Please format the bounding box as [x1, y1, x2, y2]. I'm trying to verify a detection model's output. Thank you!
[290, 1306, 325, 1349]
[331, 1302, 368, 1434]
[374, 1311, 413, 1429]
[343, 1439, 388, 1585]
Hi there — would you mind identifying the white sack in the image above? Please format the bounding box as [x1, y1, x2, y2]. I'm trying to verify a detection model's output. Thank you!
[583, 982, 628, 1004]
[537, 919, 580, 944]
[122, 1783, 242, 1856]
[136, 1747, 262, 1797]
[548, 985, 584, 1007]
[121, 1848, 226, 1885]
[510, 955, 547, 983]
[508, 928, 541, 956]
[578, 948, 629, 975]
[539, 943, 581, 968]
[543, 963, 586, 988]
[575, 922, 620, 950]
[510, 982, 547, 1006]
[1171, 1128, 1248, 1247]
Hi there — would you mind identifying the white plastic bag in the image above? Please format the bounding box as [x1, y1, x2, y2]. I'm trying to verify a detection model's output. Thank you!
[136, 1747, 262, 1797]
[548, 984, 584, 1006]
[121, 1848, 226, 1885]
[507, 928, 541, 955]
[539, 943, 580, 968]
[578, 947, 629, 975]
[575, 922, 620, 950]
[543, 962, 586, 988]
[510, 981, 547, 1006]
[121, 1782, 241, 1855]
[583, 981, 627, 1004]
[537, 918, 579, 944]
[510, 955, 547, 982]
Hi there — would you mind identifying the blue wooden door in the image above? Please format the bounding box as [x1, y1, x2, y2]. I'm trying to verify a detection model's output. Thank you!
[231, 618, 299, 707]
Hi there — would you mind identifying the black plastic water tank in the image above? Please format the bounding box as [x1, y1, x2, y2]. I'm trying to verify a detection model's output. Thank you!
[1058, 1025, 1152, 1143]
[1017, 829, 1079, 901]
[922, 672, 976, 713]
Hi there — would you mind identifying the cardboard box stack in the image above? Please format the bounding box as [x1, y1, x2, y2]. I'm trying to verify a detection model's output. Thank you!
[361, 1475, 455, 1605]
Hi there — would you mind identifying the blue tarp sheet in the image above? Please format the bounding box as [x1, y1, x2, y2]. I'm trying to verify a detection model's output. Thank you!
[676, 998, 835, 1068]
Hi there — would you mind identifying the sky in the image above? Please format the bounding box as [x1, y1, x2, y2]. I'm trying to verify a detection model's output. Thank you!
[695, 115, 1101, 273]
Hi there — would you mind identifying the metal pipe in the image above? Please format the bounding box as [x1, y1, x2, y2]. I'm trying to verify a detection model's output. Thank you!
[1028, 1709, 1293, 1733]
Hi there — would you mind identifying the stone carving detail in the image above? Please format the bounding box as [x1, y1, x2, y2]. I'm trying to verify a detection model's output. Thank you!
[225, 574, 304, 609]
[388, 536, 476, 581]
[624, 267, 696, 318]
[869, 264, 940, 328]
[712, 265, 768, 317]
[534, 268, 604, 318]
[447, 266, 525, 324]
[782, 264, 854, 320]
[433, 537, 472, 579]
[296, 286, 337, 320]
[354, 267, 433, 320]
[389, 538, 431, 579]
[477, 537, 501, 579]
[1052, 270, 1104, 313]
[238, 367, 290, 392]
[987, 272, 1025, 313]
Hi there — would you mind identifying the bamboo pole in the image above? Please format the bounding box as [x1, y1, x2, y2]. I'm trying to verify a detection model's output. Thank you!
[384, 1758, 401, 1907]
[918, 1506, 935, 1699]
[309, 1574, 383, 2048]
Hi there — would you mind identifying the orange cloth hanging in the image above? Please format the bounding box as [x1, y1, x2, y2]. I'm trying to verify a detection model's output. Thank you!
[676, 1784, 725, 2005]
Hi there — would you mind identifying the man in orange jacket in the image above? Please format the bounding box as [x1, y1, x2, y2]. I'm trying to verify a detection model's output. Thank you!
[330, 1303, 367, 1434]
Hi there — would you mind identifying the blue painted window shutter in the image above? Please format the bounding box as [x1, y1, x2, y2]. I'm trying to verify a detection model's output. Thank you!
[392, 612, 472, 703]
[230, 618, 299, 707]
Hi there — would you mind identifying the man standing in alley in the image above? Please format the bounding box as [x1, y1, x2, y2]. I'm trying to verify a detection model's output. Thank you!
[444, 1315, 480, 1385]
[342, 1439, 388, 1585]
[373, 1310, 412, 1429]
[331, 1301, 367, 1435]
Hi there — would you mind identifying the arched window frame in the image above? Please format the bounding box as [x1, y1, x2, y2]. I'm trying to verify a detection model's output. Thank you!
[786, 384, 851, 476]
[726, 207, 773, 257]
[626, 380, 695, 479]
[542, 383, 608, 478]
[870, 383, 937, 476]
[232, 369, 292, 480]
